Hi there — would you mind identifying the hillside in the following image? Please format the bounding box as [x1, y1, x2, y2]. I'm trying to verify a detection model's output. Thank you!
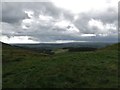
[98, 43, 119, 50]
[2, 42, 119, 88]
[2, 42, 49, 63]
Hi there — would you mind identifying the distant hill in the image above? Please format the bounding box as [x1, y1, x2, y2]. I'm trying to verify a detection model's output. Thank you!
[12, 42, 114, 50]
[2, 42, 119, 52]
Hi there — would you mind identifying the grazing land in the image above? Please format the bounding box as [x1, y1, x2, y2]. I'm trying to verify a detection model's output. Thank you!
[2, 42, 119, 88]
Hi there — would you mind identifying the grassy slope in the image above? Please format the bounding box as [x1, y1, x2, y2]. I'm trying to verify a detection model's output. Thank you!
[2, 43, 119, 88]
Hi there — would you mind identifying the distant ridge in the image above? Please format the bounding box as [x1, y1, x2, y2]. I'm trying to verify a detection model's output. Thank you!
[2, 41, 119, 52]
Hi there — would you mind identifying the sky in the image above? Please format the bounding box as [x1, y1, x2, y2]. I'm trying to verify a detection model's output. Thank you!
[0, 0, 119, 43]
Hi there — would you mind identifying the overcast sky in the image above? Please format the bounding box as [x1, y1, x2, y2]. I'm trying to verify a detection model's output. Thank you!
[0, 0, 119, 43]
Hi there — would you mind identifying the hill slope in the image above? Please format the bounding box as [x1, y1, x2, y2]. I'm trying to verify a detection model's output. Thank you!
[2, 42, 119, 88]
[99, 43, 119, 50]
[2, 42, 49, 63]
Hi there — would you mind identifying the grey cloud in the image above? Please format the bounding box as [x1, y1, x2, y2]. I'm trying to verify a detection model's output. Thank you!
[92, 7, 117, 24]
[1, 2, 118, 43]
[118, 2, 120, 32]
[2, 2, 73, 24]
[2, 2, 26, 23]
[1, 2, 75, 42]
[74, 7, 118, 34]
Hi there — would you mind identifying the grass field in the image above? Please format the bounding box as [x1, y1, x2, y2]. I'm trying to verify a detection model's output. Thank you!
[2, 43, 119, 88]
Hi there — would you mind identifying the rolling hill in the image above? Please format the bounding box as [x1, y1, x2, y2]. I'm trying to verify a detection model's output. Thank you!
[2, 42, 119, 88]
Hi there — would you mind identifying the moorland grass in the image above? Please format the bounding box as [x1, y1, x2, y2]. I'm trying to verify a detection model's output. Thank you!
[2, 43, 119, 88]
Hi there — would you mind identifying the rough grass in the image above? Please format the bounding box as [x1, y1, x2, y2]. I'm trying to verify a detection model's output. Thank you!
[2, 43, 119, 88]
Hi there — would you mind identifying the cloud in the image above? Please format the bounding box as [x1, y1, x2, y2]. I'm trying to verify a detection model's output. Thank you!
[74, 7, 118, 35]
[1, 1, 118, 43]
[88, 19, 117, 34]
[51, 0, 118, 14]
[2, 2, 73, 23]
[2, 2, 26, 23]
[0, 35, 39, 44]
